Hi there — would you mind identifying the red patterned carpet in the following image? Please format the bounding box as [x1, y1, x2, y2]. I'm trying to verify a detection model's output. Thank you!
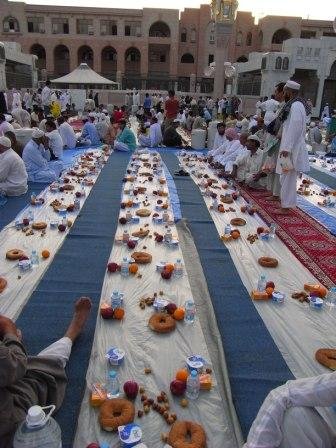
[239, 188, 336, 288]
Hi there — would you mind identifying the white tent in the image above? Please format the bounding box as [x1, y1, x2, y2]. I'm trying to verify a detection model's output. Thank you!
[51, 63, 118, 86]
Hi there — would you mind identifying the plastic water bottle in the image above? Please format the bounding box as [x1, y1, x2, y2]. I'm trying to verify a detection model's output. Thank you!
[0, 191, 7, 207]
[30, 250, 39, 267]
[74, 198, 80, 211]
[174, 259, 183, 278]
[111, 290, 122, 309]
[257, 274, 267, 292]
[164, 228, 172, 243]
[106, 370, 120, 399]
[81, 183, 86, 197]
[224, 224, 231, 236]
[326, 287, 336, 308]
[123, 229, 130, 243]
[184, 300, 196, 324]
[30, 192, 36, 202]
[27, 209, 34, 222]
[269, 223, 277, 239]
[13, 405, 61, 448]
[120, 257, 129, 277]
[186, 370, 200, 400]
[61, 211, 67, 227]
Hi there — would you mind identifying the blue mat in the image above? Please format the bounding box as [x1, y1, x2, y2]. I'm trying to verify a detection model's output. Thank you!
[309, 166, 336, 189]
[298, 196, 336, 236]
[15, 151, 130, 447]
[0, 182, 47, 231]
[160, 150, 294, 438]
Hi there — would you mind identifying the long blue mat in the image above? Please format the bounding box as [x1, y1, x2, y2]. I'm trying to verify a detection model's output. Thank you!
[16, 151, 130, 446]
[160, 150, 294, 438]
[309, 166, 336, 189]
[0, 182, 47, 231]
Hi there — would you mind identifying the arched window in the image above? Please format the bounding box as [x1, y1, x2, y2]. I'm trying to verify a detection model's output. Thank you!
[125, 47, 141, 63]
[78, 45, 93, 67]
[149, 21, 170, 37]
[181, 28, 187, 42]
[190, 28, 196, 43]
[272, 28, 291, 44]
[181, 53, 194, 64]
[237, 55, 248, 63]
[275, 56, 282, 70]
[54, 44, 70, 76]
[236, 31, 243, 46]
[102, 46, 117, 62]
[30, 44, 46, 70]
[246, 32, 252, 46]
[282, 56, 289, 70]
[3, 16, 20, 32]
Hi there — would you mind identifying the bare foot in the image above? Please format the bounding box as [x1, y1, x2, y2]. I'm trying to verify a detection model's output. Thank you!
[264, 196, 280, 202]
[275, 207, 292, 215]
[65, 297, 92, 342]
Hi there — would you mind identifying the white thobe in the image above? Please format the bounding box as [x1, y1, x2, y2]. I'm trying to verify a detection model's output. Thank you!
[60, 93, 68, 112]
[0, 148, 28, 196]
[11, 92, 21, 110]
[22, 140, 63, 183]
[276, 101, 310, 208]
[209, 133, 227, 153]
[45, 129, 64, 159]
[156, 112, 164, 125]
[95, 121, 109, 140]
[58, 122, 77, 148]
[235, 148, 265, 187]
[321, 105, 330, 119]
[23, 92, 32, 110]
[11, 108, 31, 128]
[41, 86, 52, 106]
[215, 140, 241, 167]
[261, 99, 279, 126]
[139, 123, 162, 147]
[0, 121, 14, 136]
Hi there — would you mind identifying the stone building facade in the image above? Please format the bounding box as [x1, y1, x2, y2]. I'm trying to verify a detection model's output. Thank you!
[0, 0, 334, 93]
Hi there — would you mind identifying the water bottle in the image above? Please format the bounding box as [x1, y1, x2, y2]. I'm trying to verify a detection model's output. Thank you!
[28, 209, 34, 222]
[111, 290, 122, 309]
[186, 370, 200, 400]
[74, 198, 80, 211]
[81, 183, 86, 198]
[184, 300, 196, 324]
[269, 223, 277, 239]
[30, 192, 36, 202]
[224, 224, 231, 235]
[122, 229, 130, 243]
[257, 274, 267, 292]
[30, 250, 39, 267]
[61, 211, 67, 227]
[0, 191, 7, 207]
[164, 228, 172, 243]
[326, 287, 336, 308]
[106, 370, 120, 399]
[120, 257, 129, 277]
[13, 405, 61, 448]
[174, 259, 183, 278]
[126, 210, 132, 222]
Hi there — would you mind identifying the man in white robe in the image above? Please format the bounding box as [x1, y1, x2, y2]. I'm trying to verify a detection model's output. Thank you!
[233, 135, 266, 188]
[0, 136, 28, 196]
[209, 122, 226, 153]
[214, 128, 240, 168]
[138, 117, 162, 147]
[11, 107, 31, 128]
[261, 96, 279, 126]
[0, 114, 14, 136]
[45, 120, 64, 160]
[57, 116, 77, 149]
[276, 80, 310, 214]
[11, 89, 22, 110]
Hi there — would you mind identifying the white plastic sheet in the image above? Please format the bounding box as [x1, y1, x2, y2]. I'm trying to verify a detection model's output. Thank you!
[74, 152, 239, 448]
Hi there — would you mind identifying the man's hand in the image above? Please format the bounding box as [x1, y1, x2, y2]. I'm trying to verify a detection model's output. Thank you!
[0, 315, 18, 339]
[280, 150, 290, 157]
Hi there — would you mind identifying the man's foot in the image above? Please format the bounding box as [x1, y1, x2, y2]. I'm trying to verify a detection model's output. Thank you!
[264, 195, 280, 202]
[65, 297, 92, 342]
[275, 207, 292, 215]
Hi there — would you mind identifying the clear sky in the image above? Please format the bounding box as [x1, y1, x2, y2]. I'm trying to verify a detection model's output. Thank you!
[10, 0, 336, 21]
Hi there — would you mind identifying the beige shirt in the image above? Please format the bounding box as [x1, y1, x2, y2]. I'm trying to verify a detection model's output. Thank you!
[0, 148, 28, 196]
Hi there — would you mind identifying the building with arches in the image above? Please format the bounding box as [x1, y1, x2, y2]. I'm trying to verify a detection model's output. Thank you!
[0, 0, 334, 93]
[0, 41, 37, 89]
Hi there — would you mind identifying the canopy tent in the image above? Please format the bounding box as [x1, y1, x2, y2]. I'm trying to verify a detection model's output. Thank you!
[51, 63, 118, 87]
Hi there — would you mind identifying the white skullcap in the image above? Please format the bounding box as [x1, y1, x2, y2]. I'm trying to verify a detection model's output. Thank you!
[310, 122, 316, 127]
[32, 129, 45, 138]
[247, 134, 261, 143]
[88, 112, 95, 117]
[0, 136, 11, 148]
[102, 109, 108, 113]
[285, 80, 301, 90]
[173, 119, 180, 123]
[5, 114, 12, 122]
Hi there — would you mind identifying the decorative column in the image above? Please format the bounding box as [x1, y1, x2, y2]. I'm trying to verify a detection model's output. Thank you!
[212, 0, 238, 98]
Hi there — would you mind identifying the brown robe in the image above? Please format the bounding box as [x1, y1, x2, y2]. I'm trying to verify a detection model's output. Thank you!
[0, 334, 67, 448]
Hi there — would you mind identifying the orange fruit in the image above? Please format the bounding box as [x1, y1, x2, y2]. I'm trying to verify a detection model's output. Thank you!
[129, 263, 139, 275]
[173, 307, 185, 321]
[230, 230, 240, 240]
[113, 308, 125, 320]
[176, 368, 189, 382]
[41, 250, 50, 259]
[266, 287, 274, 297]
[165, 264, 175, 273]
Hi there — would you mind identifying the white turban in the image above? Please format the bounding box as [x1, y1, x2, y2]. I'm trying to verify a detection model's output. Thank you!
[32, 129, 45, 138]
[285, 80, 301, 91]
[0, 136, 12, 148]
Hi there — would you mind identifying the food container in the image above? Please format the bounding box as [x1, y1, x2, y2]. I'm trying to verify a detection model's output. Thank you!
[156, 261, 166, 272]
[50, 221, 59, 229]
[272, 291, 285, 304]
[186, 355, 206, 373]
[118, 423, 142, 447]
[129, 236, 139, 246]
[153, 216, 163, 224]
[18, 259, 32, 272]
[309, 297, 324, 310]
[259, 233, 270, 241]
[168, 239, 179, 248]
[131, 217, 140, 224]
[106, 347, 125, 366]
[153, 298, 169, 312]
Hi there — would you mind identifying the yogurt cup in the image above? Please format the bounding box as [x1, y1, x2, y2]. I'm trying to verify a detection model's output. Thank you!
[153, 216, 163, 224]
[186, 355, 206, 373]
[272, 291, 285, 304]
[156, 261, 166, 272]
[132, 217, 140, 224]
[106, 347, 125, 366]
[153, 298, 169, 312]
[309, 297, 324, 310]
[18, 259, 32, 272]
[118, 424, 142, 448]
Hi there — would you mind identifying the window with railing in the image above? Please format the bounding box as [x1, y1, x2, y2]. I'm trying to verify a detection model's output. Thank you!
[3, 16, 20, 33]
[100, 20, 117, 36]
[27, 17, 45, 33]
[124, 21, 141, 37]
[51, 18, 69, 34]
[77, 19, 94, 35]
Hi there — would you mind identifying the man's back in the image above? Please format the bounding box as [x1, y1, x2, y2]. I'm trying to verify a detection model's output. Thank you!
[165, 97, 179, 120]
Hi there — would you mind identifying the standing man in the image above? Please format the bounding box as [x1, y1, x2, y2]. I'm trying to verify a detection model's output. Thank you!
[275, 80, 310, 214]
[164, 90, 179, 128]
[321, 103, 330, 121]
[41, 80, 52, 116]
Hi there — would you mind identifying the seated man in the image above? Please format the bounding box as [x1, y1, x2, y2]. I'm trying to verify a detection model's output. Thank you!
[307, 122, 323, 154]
[80, 116, 101, 146]
[0, 297, 91, 447]
[138, 116, 162, 147]
[163, 119, 183, 147]
[4, 131, 24, 158]
[22, 129, 63, 183]
[0, 136, 28, 196]
[192, 112, 206, 130]
[245, 370, 336, 448]
[0, 113, 14, 136]
[45, 120, 64, 160]
[231, 134, 267, 188]
[57, 116, 77, 149]
[11, 107, 31, 128]
[209, 122, 226, 154]
[114, 119, 137, 152]
[213, 128, 240, 167]
[105, 117, 119, 146]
